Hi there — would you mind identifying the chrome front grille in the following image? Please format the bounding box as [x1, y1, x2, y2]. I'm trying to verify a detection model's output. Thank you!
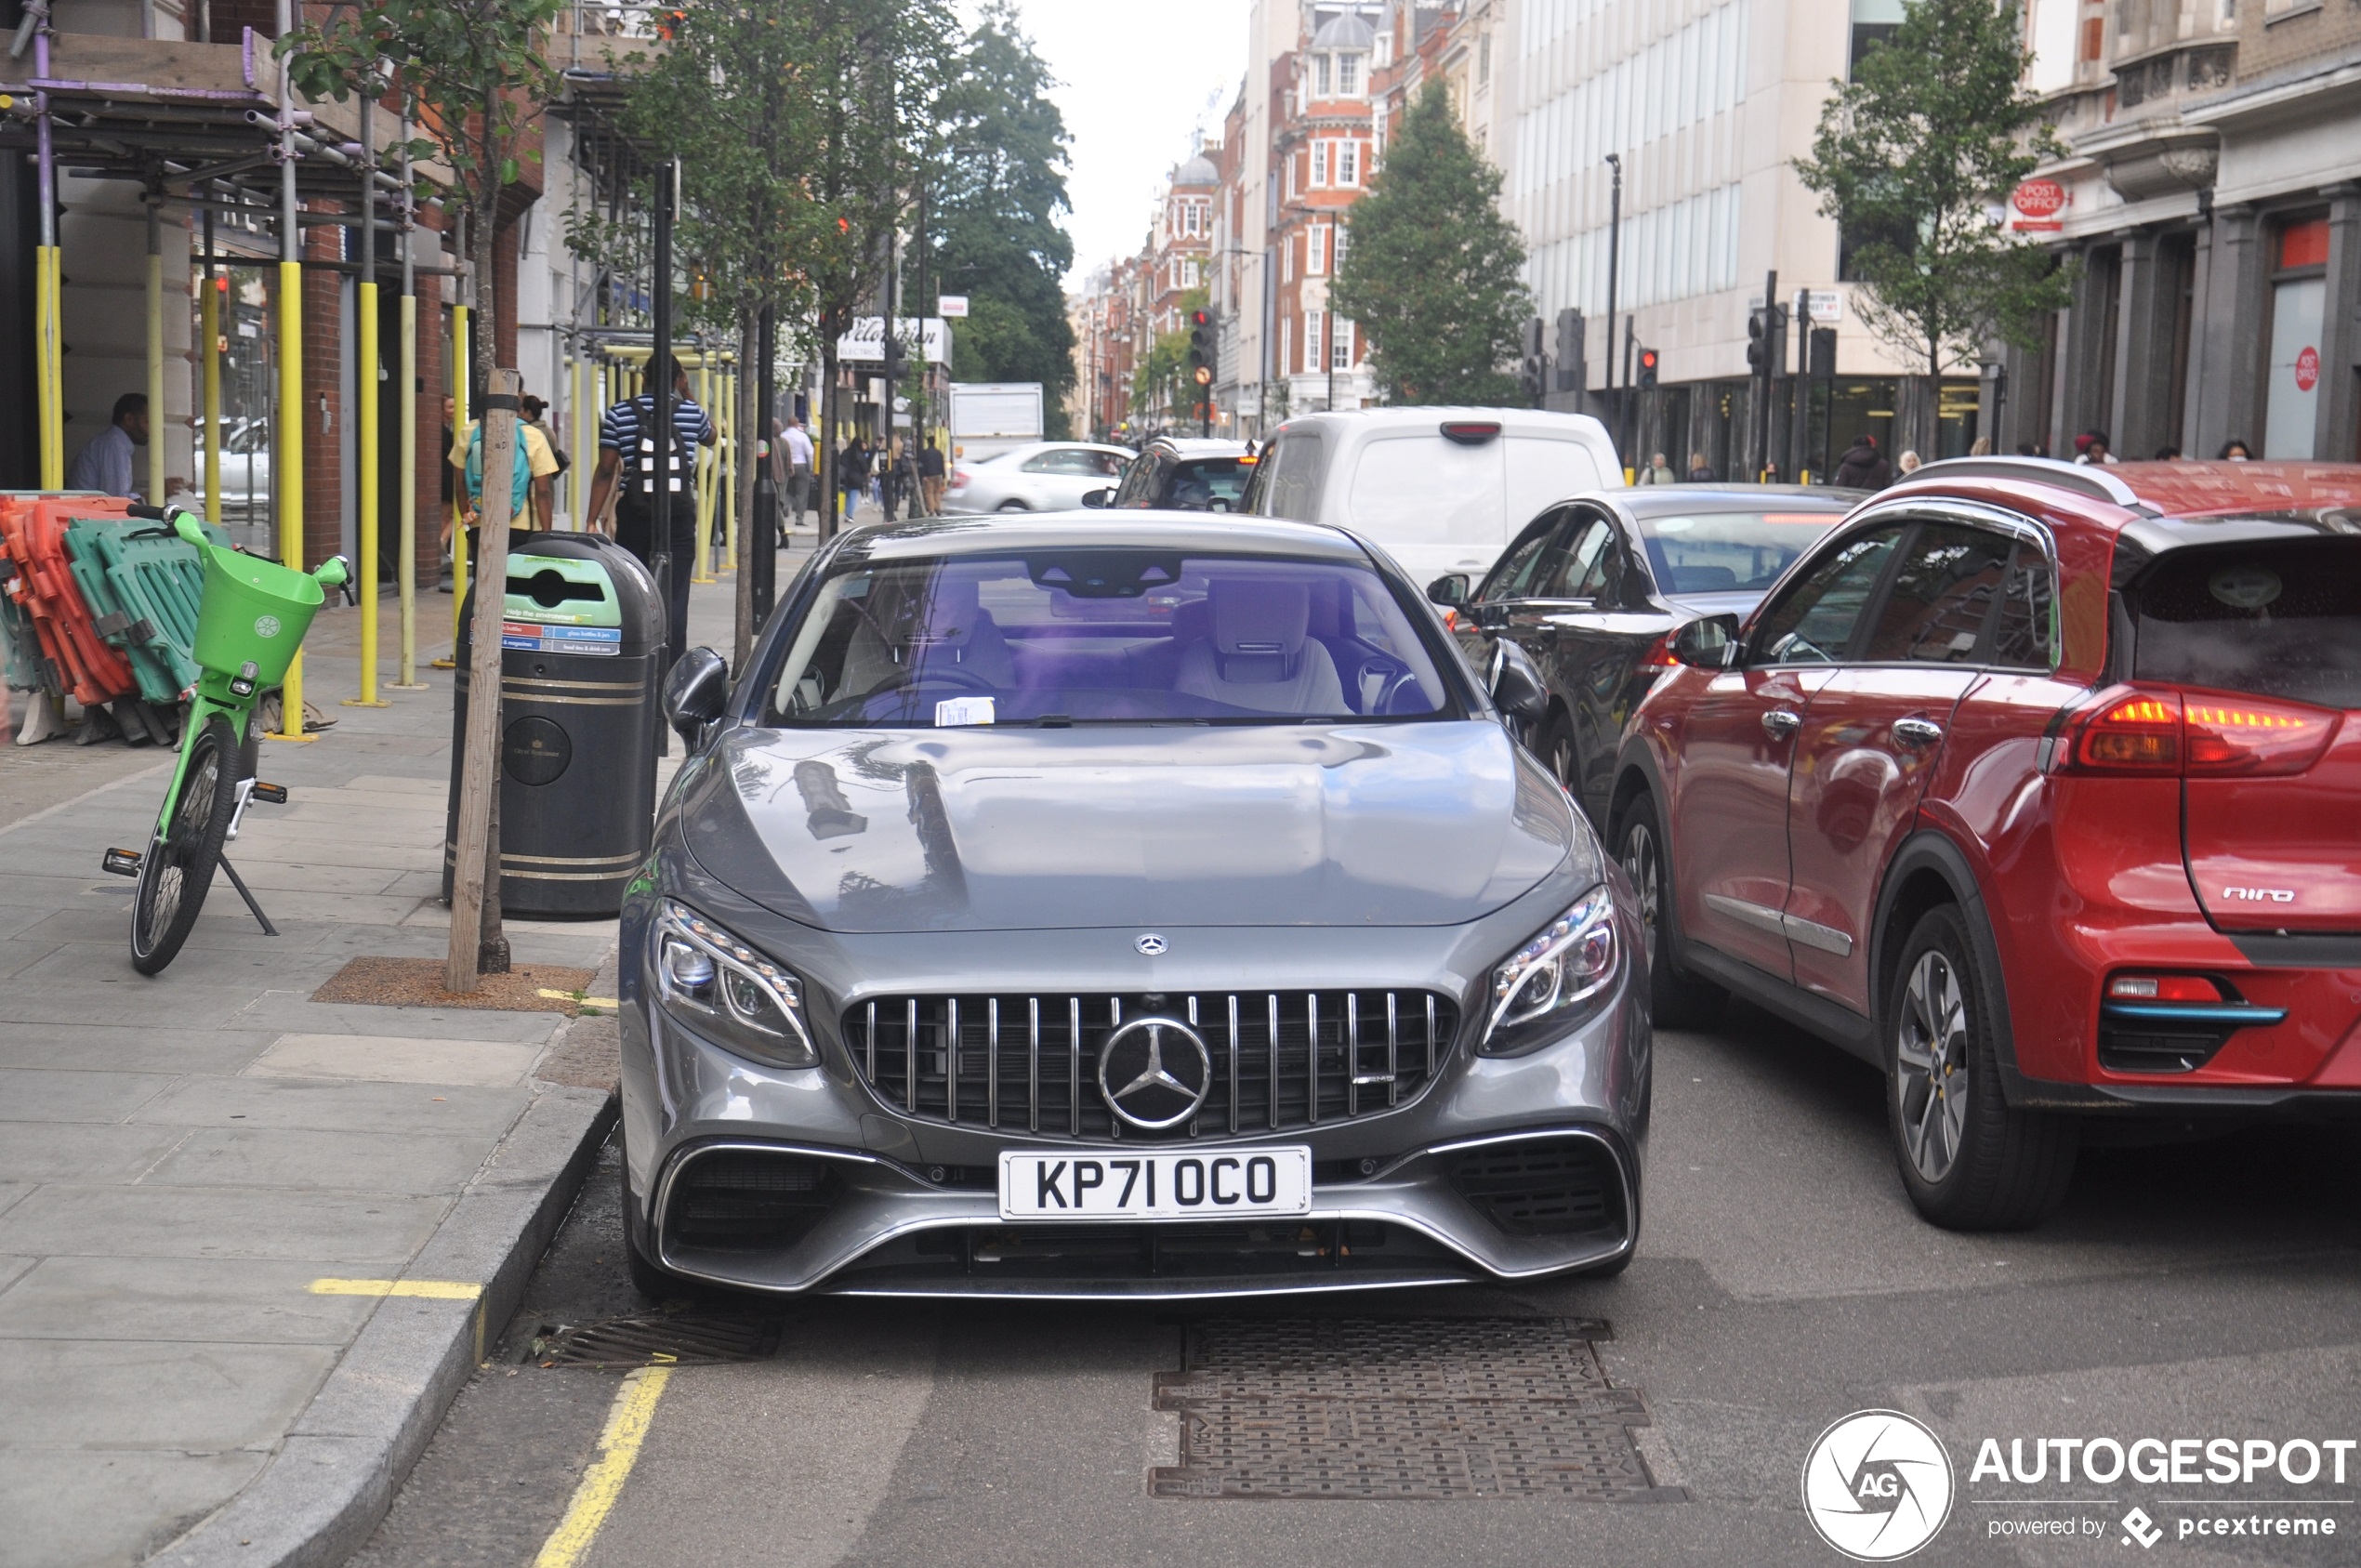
[844, 991, 1459, 1141]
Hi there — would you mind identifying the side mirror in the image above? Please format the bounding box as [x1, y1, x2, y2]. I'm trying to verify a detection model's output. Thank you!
[1486, 639, 1550, 727]
[1669, 613, 1740, 669]
[1426, 573, 1470, 608]
[1080, 487, 1112, 508]
[663, 646, 729, 745]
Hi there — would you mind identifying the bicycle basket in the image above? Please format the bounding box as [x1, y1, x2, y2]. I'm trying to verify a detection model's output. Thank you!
[193, 546, 324, 685]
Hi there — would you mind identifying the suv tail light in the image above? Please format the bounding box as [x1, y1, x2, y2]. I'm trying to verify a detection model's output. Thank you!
[2107, 973, 2222, 1002]
[947, 468, 969, 491]
[2057, 687, 2339, 778]
[1638, 632, 1678, 669]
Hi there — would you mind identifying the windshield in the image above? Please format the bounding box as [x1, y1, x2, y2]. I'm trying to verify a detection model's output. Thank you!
[1156, 457, 1253, 511]
[1637, 510, 1844, 596]
[767, 550, 1457, 727]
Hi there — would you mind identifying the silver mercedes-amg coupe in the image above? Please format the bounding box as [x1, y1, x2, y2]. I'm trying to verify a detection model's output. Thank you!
[624, 510, 1651, 1298]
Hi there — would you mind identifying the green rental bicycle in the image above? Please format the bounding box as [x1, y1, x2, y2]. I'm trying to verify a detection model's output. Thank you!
[101, 502, 350, 974]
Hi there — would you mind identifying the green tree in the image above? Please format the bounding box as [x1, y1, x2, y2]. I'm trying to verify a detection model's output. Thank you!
[284, 0, 565, 388]
[924, 3, 1076, 435]
[1795, 0, 2070, 452]
[1329, 84, 1529, 406]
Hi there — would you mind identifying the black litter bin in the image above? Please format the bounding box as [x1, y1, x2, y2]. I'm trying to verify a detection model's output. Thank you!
[443, 531, 664, 917]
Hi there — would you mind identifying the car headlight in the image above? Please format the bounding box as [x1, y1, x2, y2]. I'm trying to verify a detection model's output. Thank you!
[652, 900, 818, 1069]
[1480, 888, 1619, 1057]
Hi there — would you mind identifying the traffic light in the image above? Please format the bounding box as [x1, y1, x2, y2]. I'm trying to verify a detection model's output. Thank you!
[880, 325, 906, 379]
[1520, 315, 1548, 405]
[1808, 326, 1837, 377]
[1637, 347, 1660, 389]
[1747, 305, 1787, 377]
[1187, 308, 1212, 381]
[1553, 307, 1585, 392]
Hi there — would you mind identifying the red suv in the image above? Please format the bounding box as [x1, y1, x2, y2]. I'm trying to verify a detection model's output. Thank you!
[1611, 458, 2361, 1229]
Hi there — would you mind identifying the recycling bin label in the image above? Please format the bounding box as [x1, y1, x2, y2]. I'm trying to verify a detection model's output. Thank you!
[502, 621, 623, 655]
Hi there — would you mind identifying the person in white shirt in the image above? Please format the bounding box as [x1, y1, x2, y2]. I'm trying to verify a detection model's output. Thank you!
[66, 393, 148, 497]
[783, 417, 815, 531]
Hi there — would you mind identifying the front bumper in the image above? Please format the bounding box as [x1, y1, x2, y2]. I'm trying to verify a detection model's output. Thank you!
[619, 852, 1652, 1298]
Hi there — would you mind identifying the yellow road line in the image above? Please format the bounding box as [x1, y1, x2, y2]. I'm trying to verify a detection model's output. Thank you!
[534, 1365, 673, 1568]
[309, 1278, 482, 1300]
[537, 989, 619, 1009]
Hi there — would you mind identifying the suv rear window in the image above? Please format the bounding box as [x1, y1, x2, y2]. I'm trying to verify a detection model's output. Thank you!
[2130, 537, 2361, 708]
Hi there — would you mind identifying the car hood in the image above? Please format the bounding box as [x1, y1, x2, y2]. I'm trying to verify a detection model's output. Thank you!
[677, 721, 1582, 933]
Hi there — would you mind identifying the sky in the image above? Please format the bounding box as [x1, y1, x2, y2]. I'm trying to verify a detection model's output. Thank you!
[983, 0, 1253, 286]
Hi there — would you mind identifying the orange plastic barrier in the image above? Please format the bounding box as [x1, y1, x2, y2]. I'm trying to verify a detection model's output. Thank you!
[0, 493, 138, 707]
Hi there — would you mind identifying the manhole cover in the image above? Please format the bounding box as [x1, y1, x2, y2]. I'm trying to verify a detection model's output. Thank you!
[540, 1313, 780, 1367]
[1150, 1317, 1681, 1500]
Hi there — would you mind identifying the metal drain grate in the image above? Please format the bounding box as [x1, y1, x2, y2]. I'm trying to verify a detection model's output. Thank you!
[540, 1313, 781, 1367]
[1150, 1317, 1681, 1500]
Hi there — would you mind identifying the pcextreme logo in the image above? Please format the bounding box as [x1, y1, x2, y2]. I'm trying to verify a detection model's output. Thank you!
[1801, 1410, 1957, 1561]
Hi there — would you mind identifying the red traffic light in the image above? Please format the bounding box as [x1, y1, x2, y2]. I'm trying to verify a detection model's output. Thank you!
[1639, 349, 1660, 373]
[1190, 309, 1211, 328]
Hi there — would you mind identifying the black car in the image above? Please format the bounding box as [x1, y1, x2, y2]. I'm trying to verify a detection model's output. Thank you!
[1432, 486, 1859, 827]
[1088, 436, 1256, 512]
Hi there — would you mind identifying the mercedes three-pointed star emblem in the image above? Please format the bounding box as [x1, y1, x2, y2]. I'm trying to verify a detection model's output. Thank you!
[1096, 1016, 1213, 1130]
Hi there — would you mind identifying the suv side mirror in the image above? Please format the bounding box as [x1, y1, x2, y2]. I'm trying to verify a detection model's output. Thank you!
[663, 646, 730, 745]
[1670, 613, 1739, 669]
[1426, 573, 1469, 608]
[1081, 487, 1112, 508]
[1487, 639, 1550, 727]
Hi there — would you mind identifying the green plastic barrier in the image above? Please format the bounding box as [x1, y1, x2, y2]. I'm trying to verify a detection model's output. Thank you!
[61, 515, 225, 705]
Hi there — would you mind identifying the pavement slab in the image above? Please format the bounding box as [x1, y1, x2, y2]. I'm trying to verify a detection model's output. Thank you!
[144, 1126, 501, 1193]
[0, 1183, 449, 1264]
[133, 1074, 532, 1136]
[0, 1448, 268, 1568]
[242, 1033, 547, 1088]
[0, 1065, 181, 1123]
[0, 1255, 389, 1343]
[0, 1121, 189, 1182]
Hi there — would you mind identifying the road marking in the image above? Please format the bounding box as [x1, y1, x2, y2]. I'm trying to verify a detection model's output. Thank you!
[308, 1277, 483, 1300]
[534, 1365, 673, 1568]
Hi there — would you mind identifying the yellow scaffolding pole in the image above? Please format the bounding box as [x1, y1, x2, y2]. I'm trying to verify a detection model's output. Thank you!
[435, 304, 468, 669]
[270, 257, 310, 742]
[571, 349, 591, 530]
[202, 274, 221, 524]
[692, 357, 717, 583]
[346, 272, 384, 706]
[36, 245, 61, 488]
[395, 289, 423, 688]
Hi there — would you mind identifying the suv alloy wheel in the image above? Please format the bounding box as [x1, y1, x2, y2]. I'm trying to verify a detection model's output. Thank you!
[1617, 795, 1725, 1029]
[1884, 905, 2077, 1230]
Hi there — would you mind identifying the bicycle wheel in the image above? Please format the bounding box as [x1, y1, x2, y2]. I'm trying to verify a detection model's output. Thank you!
[131, 714, 240, 975]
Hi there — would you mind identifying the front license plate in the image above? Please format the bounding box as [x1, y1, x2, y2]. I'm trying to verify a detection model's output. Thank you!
[997, 1147, 1312, 1221]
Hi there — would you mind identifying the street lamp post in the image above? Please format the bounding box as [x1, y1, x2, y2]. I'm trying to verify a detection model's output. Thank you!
[1603, 153, 1622, 438]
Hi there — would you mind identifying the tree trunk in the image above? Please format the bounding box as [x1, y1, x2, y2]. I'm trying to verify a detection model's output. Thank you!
[469, 134, 507, 973]
[733, 309, 759, 668]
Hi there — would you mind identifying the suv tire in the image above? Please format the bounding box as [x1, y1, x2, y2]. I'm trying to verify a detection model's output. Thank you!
[1885, 905, 2077, 1231]
[1616, 795, 1725, 1029]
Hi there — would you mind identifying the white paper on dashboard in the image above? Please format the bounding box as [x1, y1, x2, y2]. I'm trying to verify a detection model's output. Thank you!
[934, 696, 996, 727]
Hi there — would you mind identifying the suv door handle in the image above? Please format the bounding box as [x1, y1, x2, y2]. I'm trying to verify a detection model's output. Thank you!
[1761, 708, 1801, 739]
[1892, 718, 1945, 747]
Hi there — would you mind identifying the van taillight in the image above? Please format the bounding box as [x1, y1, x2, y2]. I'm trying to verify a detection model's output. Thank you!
[1440, 421, 1502, 445]
[2061, 687, 2338, 776]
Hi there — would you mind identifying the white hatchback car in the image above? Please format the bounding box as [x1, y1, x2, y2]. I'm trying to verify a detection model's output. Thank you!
[1240, 409, 1624, 591]
[943, 441, 1135, 514]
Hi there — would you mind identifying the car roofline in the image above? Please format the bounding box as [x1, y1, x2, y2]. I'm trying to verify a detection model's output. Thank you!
[831, 509, 1377, 562]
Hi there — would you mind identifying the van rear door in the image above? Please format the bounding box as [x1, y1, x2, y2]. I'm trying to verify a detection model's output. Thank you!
[1341, 430, 1506, 586]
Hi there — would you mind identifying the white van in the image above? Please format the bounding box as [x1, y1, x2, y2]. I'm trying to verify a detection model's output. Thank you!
[1239, 408, 1625, 590]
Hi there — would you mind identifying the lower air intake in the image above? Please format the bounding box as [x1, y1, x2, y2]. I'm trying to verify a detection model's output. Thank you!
[666, 1151, 840, 1252]
[1449, 1137, 1624, 1240]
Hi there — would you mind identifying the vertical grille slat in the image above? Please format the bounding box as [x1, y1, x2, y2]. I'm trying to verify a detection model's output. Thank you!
[846, 990, 1456, 1143]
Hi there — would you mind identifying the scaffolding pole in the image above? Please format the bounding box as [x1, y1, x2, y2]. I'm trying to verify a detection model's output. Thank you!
[202, 214, 220, 525]
[392, 107, 426, 691]
[347, 90, 385, 707]
[33, 13, 61, 489]
[145, 193, 165, 507]
[270, 0, 310, 743]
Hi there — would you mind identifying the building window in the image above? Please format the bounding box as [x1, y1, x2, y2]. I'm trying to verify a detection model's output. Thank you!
[1338, 140, 1360, 187]
[1338, 53, 1361, 95]
[1312, 140, 1330, 187]
[1286, 152, 1299, 201]
[1306, 310, 1325, 373]
[1282, 315, 1293, 374]
[1314, 52, 1332, 97]
[1283, 236, 1294, 283]
[1478, 33, 1491, 84]
[1308, 224, 1327, 275]
[1332, 320, 1353, 370]
[1333, 224, 1349, 271]
[2264, 215, 2329, 458]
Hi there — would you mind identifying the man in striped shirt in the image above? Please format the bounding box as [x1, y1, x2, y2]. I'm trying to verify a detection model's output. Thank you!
[585, 354, 717, 662]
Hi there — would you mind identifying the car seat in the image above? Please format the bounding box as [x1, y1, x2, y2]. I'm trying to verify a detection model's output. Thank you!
[839, 575, 1016, 696]
[1174, 579, 1346, 715]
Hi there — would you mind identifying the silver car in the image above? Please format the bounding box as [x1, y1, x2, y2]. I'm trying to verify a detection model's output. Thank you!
[628, 511, 1651, 1299]
[941, 441, 1134, 514]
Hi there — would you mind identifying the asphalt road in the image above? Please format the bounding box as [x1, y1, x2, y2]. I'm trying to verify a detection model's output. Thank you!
[352, 999, 2361, 1568]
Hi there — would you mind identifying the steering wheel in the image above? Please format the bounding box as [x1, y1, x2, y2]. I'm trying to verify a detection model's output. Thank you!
[1359, 659, 1419, 715]
[864, 661, 999, 697]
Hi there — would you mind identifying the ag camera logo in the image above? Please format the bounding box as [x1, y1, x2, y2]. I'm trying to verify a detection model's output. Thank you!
[1802, 1410, 1956, 1561]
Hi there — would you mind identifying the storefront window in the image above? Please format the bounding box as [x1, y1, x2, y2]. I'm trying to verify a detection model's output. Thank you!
[2264, 216, 2328, 459]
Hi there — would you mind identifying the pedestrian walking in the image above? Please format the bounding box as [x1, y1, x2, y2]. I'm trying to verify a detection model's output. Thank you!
[2217, 438, 2252, 461]
[66, 392, 148, 497]
[839, 436, 872, 521]
[1637, 451, 1676, 485]
[582, 354, 718, 666]
[886, 437, 917, 521]
[784, 417, 815, 532]
[1834, 434, 1891, 490]
[451, 392, 563, 531]
[1684, 452, 1714, 482]
[917, 437, 946, 516]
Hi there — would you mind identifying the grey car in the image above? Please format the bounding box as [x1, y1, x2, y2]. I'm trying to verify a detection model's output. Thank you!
[626, 510, 1651, 1299]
